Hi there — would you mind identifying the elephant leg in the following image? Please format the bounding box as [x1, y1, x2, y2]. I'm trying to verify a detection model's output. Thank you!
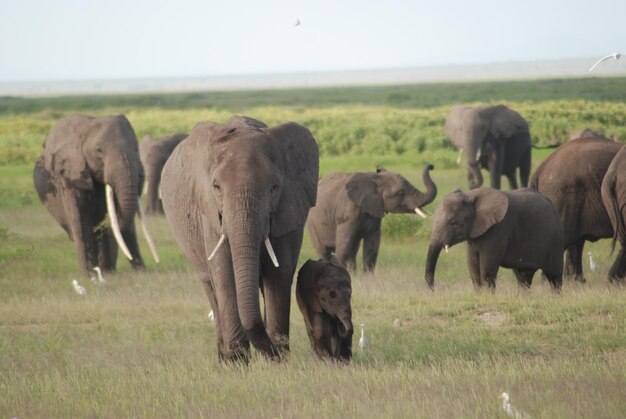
[335, 223, 360, 272]
[488, 146, 505, 190]
[543, 270, 563, 291]
[122, 219, 145, 270]
[519, 146, 531, 188]
[260, 229, 303, 352]
[63, 189, 99, 276]
[208, 251, 250, 362]
[565, 241, 586, 283]
[608, 244, 626, 285]
[310, 314, 333, 358]
[362, 228, 381, 272]
[478, 250, 501, 290]
[97, 230, 117, 272]
[467, 245, 483, 289]
[513, 269, 536, 288]
[199, 273, 227, 358]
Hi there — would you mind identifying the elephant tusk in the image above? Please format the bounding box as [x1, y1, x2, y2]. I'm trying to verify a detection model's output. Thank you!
[207, 234, 226, 261]
[136, 199, 160, 263]
[105, 184, 133, 261]
[445, 245, 449, 254]
[456, 149, 463, 165]
[264, 237, 280, 267]
[414, 207, 428, 218]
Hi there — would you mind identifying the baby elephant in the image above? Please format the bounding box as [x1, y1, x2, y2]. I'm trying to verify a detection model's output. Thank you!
[296, 258, 353, 361]
[425, 188, 563, 290]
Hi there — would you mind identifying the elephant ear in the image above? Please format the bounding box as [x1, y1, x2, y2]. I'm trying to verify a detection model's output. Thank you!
[297, 260, 323, 313]
[346, 173, 384, 218]
[469, 188, 509, 238]
[268, 122, 320, 236]
[488, 105, 528, 139]
[43, 123, 94, 190]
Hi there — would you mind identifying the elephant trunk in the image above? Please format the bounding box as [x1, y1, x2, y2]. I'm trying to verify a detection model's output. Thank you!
[144, 163, 162, 215]
[105, 154, 140, 231]
[466, 143, 483, 189]
[425, 243, 442, 290]
[336, 308, 353, 338]
[418, 164, 437, 207]
[227, 202, 281, 359]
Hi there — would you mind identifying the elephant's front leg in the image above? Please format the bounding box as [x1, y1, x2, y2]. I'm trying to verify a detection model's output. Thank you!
[63, 188, 99, 276]
[310, 313, 333, 358]
[335, 222, 361, 272]
[362, 227, 381, 272]
[477, 247, 502, 290]
[488, 145, 505, 189]
[261, 229, 304, 352]
[607, 244, 626, 284]
[467, 244, 482, 289]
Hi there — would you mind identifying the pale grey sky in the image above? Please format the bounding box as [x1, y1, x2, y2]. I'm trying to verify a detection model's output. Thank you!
[1, 0, 624, 81]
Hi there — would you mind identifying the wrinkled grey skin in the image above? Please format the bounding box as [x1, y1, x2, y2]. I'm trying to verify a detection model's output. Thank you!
[161, 116, 319, 362]
[296, 258, 353, 361]
[530, 137, 623, 283]
[445, 104, 532, 190]
[33, 115, 145, 276]
[600, 146, 626, 284]
[307, 164, 437, 272]
[139, 133, 187, 215]
[425, 188, 563, 291]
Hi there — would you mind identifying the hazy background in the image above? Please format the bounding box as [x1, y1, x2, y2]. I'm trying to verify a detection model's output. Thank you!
[1, 0, 624, 93]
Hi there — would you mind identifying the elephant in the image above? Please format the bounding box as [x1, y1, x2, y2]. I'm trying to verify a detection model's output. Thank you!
[33, 115, 159, 277]
[569, 128, 609, 140]
[601, 146, 626, 284]
[139, 132, 187, 215]
[530, 137, 624, 283]
[424, 188, 563, 290]
[161, 115, 319, 362]
[306, 164, 437, 272]
[296, 258, 353, 361]
[445, 104, 532, 190]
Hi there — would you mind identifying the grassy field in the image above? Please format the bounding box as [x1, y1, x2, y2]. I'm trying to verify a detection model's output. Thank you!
[1, 78, 626, 417]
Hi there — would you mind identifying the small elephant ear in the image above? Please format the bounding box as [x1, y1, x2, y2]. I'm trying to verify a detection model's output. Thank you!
[297, 260, 323, 313]
[268, 122, 320, 236]
[346, 173, 384, 218]
[469, 188, 509, 238]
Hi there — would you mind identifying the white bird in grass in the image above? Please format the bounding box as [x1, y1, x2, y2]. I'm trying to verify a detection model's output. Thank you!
[208, 310, 214, 321]
[588, 52, 622, 72]
[91, 266, 106, 285]
[499, 392, 531, 419]
[359, 323, 369, 350]
[588, 251, 597, 271]
[72, 280, 86, 296]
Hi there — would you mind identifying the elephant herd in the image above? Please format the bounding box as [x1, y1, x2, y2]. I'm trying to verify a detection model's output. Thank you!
[33, 107, 625, 363]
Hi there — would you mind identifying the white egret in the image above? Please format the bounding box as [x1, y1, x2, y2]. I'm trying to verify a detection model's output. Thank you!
[208, 310, 214, 321]
[72, 280, 86, 296]
[588, 251, 597, 271]
[499, 392, 531, 419]
[92, 266, 106, 285]
[358, 323, 369, 350]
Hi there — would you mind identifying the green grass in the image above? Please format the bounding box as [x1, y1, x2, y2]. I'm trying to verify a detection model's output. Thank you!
[2, 80, 626, 417]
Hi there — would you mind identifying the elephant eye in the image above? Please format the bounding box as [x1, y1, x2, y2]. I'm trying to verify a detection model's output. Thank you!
[213, 181, 221, 193]
[396, 189, 405, 197]
[329, 291, 337, 298]
[271, 184, 279, 194]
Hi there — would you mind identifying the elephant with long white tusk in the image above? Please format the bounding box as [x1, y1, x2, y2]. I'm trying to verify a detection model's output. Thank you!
[33, 114, 159, 276]
[161, 115, 319, 363]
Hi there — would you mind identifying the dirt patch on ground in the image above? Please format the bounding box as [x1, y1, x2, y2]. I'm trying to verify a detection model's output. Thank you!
[475, 310, 506, 327]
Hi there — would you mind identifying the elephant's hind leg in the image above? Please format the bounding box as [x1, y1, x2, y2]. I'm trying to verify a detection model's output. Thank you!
[565, 241, 586, 283]
[362, 229, 381, 272]
[607, 245, 626, 285]
[513, 269, 536, 288]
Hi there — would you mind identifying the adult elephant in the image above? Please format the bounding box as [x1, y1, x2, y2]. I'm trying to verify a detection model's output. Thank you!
[445, 104, 531, 190]
[161, 115, 319, 362]
[307, 165, 437, 272]
[530, 137, 624, 282]
[601, 146, 626, 284]
[139, 132, 187, 215]
[33, 115, 159, 276]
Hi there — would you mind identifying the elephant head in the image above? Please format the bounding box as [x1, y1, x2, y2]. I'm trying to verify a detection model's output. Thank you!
[345, 164, 437, 218]
[445, 104, 529, 189]
[425, 188, 508, 288]
[41, 115, 154, 262]
[162, 115, 319, 359]
[139, 132, 187, 215]
[298, 258, 353, 339]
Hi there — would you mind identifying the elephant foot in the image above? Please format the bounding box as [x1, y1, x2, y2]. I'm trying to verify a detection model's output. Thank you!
[219, 341, 251, 364]
[130, 259, 146, 270]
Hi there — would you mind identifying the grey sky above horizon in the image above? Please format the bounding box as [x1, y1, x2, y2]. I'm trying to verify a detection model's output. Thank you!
[1, 0, 624, 82]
